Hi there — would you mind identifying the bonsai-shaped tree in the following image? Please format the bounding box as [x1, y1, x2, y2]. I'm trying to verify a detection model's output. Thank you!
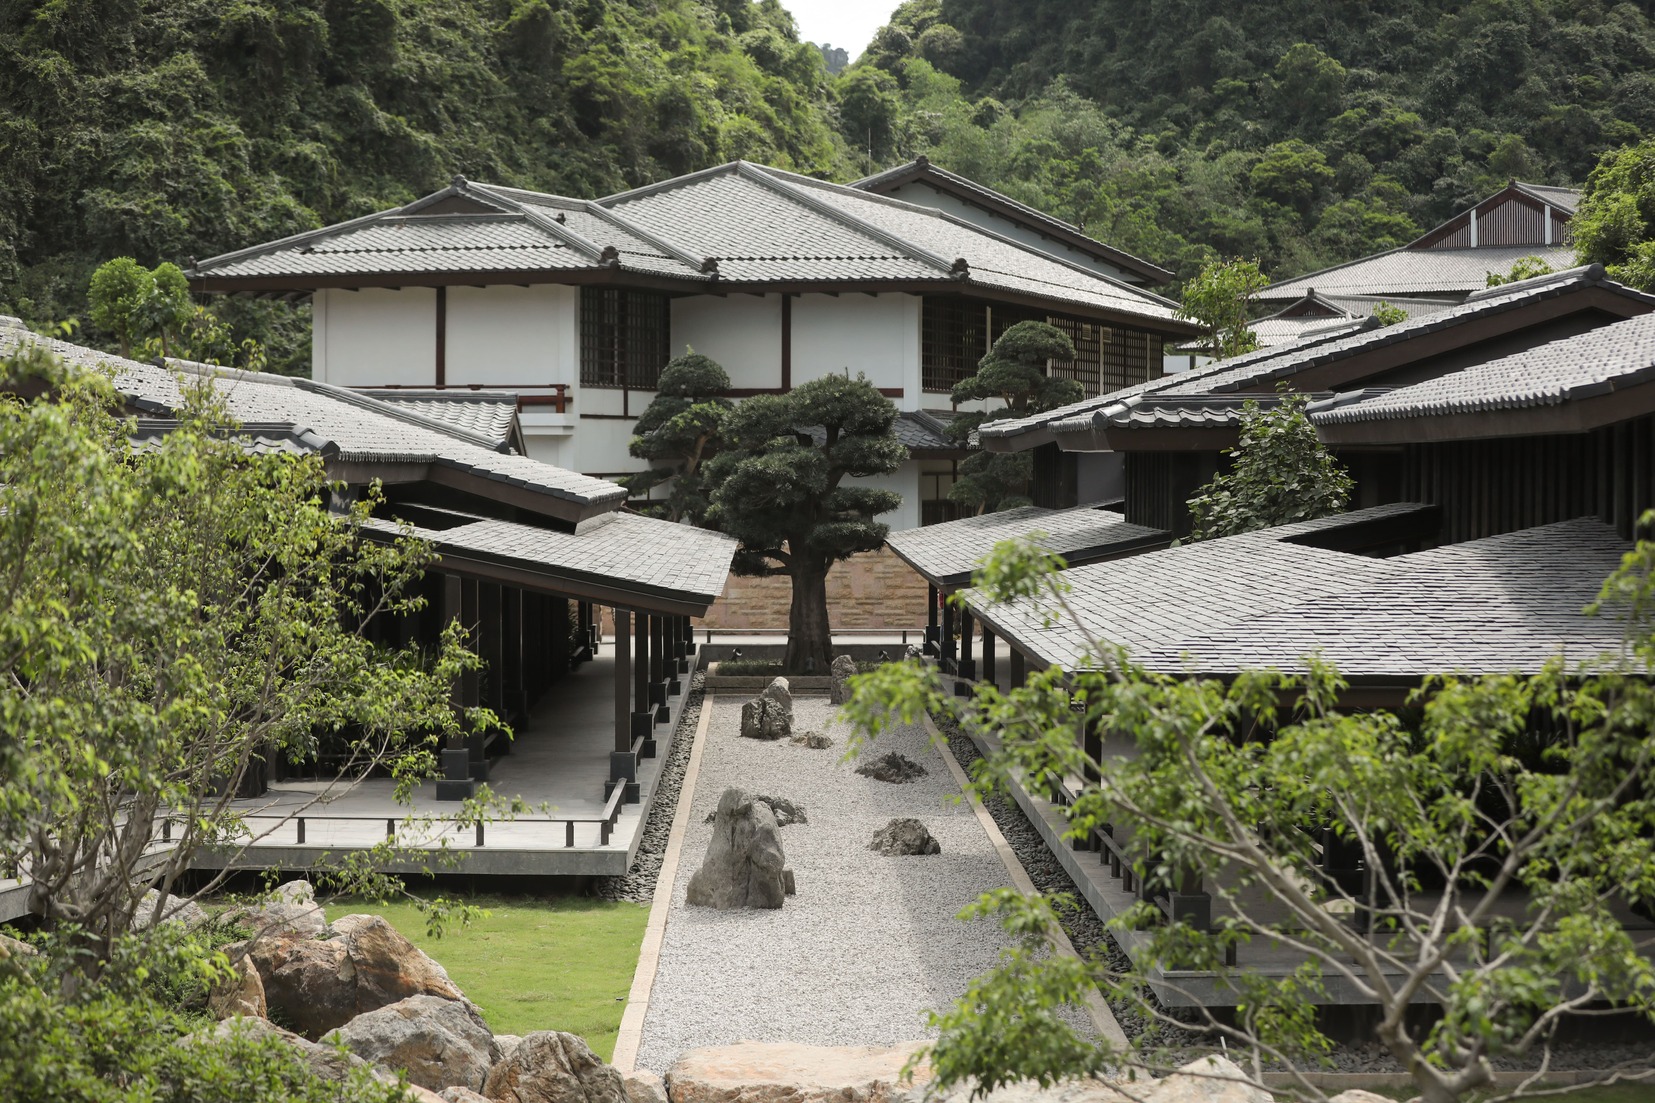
[88, 257, 194, 358]
[1185, 389, 1352, 540]
[703, 373, 907, 673]
[620, 349, 732, 523]
[946, 320, 1083, 514]
[1176, 256, 1268, 359]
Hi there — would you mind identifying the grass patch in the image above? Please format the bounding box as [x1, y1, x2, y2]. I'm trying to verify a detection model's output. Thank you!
[340, 893, 648, 1060]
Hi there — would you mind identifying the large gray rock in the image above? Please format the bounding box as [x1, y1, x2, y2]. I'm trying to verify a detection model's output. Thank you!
[494, 1034, 525, 1064]
[442, 1090, 494, 1103]
[326, 993, 497, 1093]
[481, 1030, 626, 1103]
[855, 752, 927, 784]
[761, 677, 793, 720]
[740, 697, 791, 741]
[869, 819, 940, 856]
[187, 1017, 445, 1101]
[239, 913, 465, 1039]
[130, 889, 209, 931]
[208, 952, 267, 1019]
[225, 879, 327, 941]
[666, 1041, 929, 1103]
[0, 932, 37, 972]
[1143, 1056, 1269, 1103]
[703, 794, 805, 827]
[829, 654, 858, 705]
[686, 789, 790, 909]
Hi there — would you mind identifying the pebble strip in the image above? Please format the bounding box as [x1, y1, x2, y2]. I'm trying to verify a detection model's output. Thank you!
[592, 672, 706, 906]
[633, 696, 1090, 1074]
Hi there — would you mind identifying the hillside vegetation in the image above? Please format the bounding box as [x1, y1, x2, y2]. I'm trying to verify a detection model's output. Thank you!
[5, 0, 1655, 367]
[842, 0, 1655, 279]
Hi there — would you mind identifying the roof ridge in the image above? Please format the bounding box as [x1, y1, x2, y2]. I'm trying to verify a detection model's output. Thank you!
[763, 165, 1183, 309]
[597, 160, 747, 205]
[580, 201, 712, 274]
[735, 163, 954, 275]
[293, 376, 509, 451]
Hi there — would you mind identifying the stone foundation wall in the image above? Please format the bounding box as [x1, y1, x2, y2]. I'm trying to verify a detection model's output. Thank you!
[699, 547, 929, 631]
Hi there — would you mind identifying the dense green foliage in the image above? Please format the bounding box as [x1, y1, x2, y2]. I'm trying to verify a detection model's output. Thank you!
[1174, 257, 1267, 358]
[622, 350, 733, 523]
[1185, 392, 1354, 540]
[841, 0, 1655, 283]
[945, 320, 1081, 513]
[703, 373, 907, 672]
[1574, 137, 1655, 289]
[0, 341, 490, 964]
[0, 0, 848, 370]
[844, 529, 1655, 1103]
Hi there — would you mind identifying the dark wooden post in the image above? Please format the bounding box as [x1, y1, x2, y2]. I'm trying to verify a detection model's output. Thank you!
[1010, 647, 1027, 689]
[982, 626, 997, 690]
[549, 596, 570, 685]
[649, 614, 669, 720]
[942, 592, 957, 665]
[610, 608, 638, 802]
[667, 614, 684, 694]
[503, 586, 524, 725]
[436, 574, 474, 801]
[959, 608, 976, 678]
[479, 583, 504, 716]
[633, 609, 651, 740]
[926, 583, 940, 653]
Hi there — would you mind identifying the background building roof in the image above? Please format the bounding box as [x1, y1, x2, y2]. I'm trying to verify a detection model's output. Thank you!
[887, 502, 1168, 588]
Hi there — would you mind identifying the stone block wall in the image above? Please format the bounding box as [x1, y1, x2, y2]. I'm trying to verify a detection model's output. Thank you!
[699, 547, 930, 631]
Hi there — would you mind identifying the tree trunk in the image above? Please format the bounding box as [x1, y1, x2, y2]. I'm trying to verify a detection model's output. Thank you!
[783, 561, 832, 675]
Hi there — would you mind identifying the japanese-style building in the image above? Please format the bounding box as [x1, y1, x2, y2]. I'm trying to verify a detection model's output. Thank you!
[1256, 181, 1580, 316]
[186, 161, 1196, 532]
[0, 319, 738, 878]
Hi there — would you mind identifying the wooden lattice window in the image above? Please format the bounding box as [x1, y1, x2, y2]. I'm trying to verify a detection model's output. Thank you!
[580, 288, 670, 389]
[921, 298, 987, 393]
[1101, 327, 1153, 393]
[1044, 316, 1103, 394]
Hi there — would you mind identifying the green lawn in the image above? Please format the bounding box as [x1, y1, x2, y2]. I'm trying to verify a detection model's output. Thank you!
[339, 894, 649, 1060]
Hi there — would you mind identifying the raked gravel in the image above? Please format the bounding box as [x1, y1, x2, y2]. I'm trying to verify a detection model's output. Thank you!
[634, 694, 1090, 1074]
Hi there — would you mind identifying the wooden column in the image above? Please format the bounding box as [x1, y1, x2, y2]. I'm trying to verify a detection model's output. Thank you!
[926, 584, 940, 652]
[549, 596, 570, 685]
[941, 594, 957, 664]
[436, 574, 474, 801]
[610, 608, 638, 802]
[633, 609, 651, 739]
[460, 579, 481, 709]
[982, 626, 997, 690]
[479, 583, 504, 716]
[1010, 647, 1027, 689]
[649, 613, 668, 717]
[959, 608, 976, 677]
[503, 586, 524, 724]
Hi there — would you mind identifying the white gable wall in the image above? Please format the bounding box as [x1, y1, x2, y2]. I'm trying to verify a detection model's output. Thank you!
[881, 182, 1138, 285]
[790, 292, 919, 400]
[312, 288, 437, 385]
[446, 285, 575, 388]
[670, 294, 781, 389]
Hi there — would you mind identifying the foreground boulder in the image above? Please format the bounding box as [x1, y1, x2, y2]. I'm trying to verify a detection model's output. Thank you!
[1144, 1056, 1269, 1103]
[225, 878, 327, 940]
[703, 794, 805, 827]
[482, 1030, 626, 1103]
[855, 752, 927, 784]
[187, 1017, 445, 1102]
[666, 1041, 929, 1103]
[869, 819, 940, 856]
[326, 993, 497, 1093]
[130, 889, 209, 931]
[828, 654, 857, 705]
[442, 1090, 493, 1103]
[0, 932, 38, 972]
[686, 789, 789, 909]
[740, 697, 791, 741]
[622, 1070, 668, 1103]
[761, 676, 793, 722]
[239, 914, 465, 1039]
[207, 952, 267, 1020]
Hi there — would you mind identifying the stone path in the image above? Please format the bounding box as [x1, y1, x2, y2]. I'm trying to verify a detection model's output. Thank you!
[633, 694, 1092, 1073]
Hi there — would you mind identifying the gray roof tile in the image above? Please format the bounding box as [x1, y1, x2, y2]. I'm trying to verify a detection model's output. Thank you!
[889, 503, 1168, 587]
[1260, 244, 1579, 301]
[1311, 310, 1655, 425]
[363, 391, 521, 449]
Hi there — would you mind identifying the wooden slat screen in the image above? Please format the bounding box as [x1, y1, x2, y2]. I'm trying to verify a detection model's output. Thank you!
[580, 288, 670, 389]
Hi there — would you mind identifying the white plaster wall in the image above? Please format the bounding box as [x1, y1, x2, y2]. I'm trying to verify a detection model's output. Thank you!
[885, 182, 1138, 285]
[670, 294, 782, 389]
[791, 293, 917, 399]
[574, 415, 648, 477]
[445, 285, 576, 388]
[313, 287, 437, 386]
[849, 461, 921, 533]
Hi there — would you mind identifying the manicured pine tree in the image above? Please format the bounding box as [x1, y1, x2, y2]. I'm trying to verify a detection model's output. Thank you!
[703, 373, 907, 674]
[945, 320, 1083, 514]
[620, 349, 732, 523]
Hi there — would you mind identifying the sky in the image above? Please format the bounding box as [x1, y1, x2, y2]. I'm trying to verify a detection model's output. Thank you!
[784, 0, 896, 57]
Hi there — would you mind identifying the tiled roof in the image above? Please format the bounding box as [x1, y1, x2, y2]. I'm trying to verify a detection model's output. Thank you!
[886, 503, 1168, 587]
[362, 390, 521, 450]
[851, 157, 1174, 284]
[892, 410, 964, 452]
[965, 506, 1629, 678]
[374, 511, 737, 608]
[1513, 181, 1581, 215]
[0, 327, 627, 514]
[192, 164, 1196, 334]
[1310, 310, 1655, 426]
[1259, 244, 1579, 301]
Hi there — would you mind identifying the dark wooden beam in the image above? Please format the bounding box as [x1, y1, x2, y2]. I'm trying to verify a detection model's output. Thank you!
[435, 285, 447, 387]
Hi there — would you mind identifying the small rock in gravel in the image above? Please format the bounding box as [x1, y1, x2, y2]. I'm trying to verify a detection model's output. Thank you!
[624, 1069, 668, 1103]
[869, 819, 940, 856]
[704, 794, 806, 827]
[828, 655, 857, 705]
[740, 696, 791, 741]
[855, 751, 927, 784]
[791, 731, 834, 749]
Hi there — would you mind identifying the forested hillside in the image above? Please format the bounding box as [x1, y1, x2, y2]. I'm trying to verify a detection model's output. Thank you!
[0, 0, 847, 369]
[841, 0, 1655, 280]
[5, 0, 1655, 370]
